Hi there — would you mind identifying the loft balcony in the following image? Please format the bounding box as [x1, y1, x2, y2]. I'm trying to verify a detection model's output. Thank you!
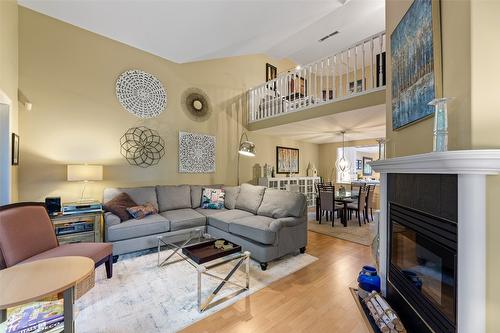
[247, 32, 386, 128]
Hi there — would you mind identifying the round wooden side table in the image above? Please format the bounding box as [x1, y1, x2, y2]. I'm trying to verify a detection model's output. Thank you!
[0, 256, 94, 333]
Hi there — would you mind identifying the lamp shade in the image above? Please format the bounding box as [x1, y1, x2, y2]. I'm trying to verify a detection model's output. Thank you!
[238, 141, 256, 157]
[67, 165, 103, 181]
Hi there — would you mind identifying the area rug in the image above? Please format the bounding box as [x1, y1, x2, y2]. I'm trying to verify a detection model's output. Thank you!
[75, 249, 317, 333]
[307, 212, 378, 246]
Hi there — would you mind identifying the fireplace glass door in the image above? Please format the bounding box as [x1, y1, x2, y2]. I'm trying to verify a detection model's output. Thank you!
[391, 220, 456, 324]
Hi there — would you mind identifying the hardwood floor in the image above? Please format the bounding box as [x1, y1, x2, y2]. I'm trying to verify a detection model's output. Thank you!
[181, 231, 374, 333]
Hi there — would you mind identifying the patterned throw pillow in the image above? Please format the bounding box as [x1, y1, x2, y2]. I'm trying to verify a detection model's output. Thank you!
[127, 202, 158, 219]
[201, 188, 225, 209]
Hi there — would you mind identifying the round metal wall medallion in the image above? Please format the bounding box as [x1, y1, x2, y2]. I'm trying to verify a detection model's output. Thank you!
[182, 88, 211, 120]
[116, 70, 167, 118]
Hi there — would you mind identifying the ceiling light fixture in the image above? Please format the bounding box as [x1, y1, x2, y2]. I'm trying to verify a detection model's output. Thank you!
[295, 65, 301, 70]
[335, 131, 350, 173]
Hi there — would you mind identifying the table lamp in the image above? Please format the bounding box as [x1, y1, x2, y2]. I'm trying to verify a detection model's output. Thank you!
[67, 164, 103, 203]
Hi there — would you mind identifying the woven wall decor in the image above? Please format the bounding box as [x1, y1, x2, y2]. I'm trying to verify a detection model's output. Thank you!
[182, 88, 211, 121]
[178, 131, 216, 173]
[120, 126, 165, 168]
[116, 70, 166, 118]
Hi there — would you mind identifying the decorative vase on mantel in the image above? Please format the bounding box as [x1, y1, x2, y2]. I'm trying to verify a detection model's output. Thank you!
[428, 97, 453, 152]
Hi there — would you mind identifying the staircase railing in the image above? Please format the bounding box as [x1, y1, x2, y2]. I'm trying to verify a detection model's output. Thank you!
[248, 31, 386, 123]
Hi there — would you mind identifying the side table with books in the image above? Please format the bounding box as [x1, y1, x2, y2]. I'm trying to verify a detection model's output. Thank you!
[50, 210, 103, 244]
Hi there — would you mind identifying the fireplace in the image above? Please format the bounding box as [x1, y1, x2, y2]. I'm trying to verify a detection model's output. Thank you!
[389, 203, 457, 332]
[370, 151, 500, 333]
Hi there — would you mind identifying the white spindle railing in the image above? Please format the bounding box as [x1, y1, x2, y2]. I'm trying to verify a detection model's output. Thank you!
[248, 31, 386, 123]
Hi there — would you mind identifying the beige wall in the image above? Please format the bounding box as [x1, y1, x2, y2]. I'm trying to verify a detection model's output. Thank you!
[0, 0, 19, 201]
[469, 1, 500, 331]
[385, 0, 471, 158]
[386, 0, 499, 331]
[17, 7, 319, 202]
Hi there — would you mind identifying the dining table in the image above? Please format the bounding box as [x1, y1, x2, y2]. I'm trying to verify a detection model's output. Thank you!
[316, 190, 359, 227]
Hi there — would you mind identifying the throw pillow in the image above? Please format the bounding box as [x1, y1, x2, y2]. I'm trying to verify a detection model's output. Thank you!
[127, 202, 158, 219]
[234, 183, 266, 214]
[201, 188, 225, 209]
[103, 192, 138, 222]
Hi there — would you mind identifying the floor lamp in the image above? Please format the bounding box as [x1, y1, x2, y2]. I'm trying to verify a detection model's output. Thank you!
[237, 132, 256, 185]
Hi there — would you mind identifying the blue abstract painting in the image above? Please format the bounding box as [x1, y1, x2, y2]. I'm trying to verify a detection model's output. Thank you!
[391, 0, 438, 130]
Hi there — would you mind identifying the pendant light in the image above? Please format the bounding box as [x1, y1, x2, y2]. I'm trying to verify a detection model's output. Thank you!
[336, 131, 350, 172]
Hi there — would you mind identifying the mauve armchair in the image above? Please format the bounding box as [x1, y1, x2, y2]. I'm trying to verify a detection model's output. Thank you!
[0, 202, 113, 278]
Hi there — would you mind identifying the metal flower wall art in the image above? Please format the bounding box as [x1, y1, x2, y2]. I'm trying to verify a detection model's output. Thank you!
[120, 127, 165, 168]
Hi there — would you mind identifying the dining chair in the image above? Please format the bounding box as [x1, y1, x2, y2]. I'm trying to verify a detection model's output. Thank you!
[317, 184, 332, 222]
[319, 187, 343, 226]
[347, 186, 368, 226]
[350, 182, 362, 197]
[366, 185, 376, 222]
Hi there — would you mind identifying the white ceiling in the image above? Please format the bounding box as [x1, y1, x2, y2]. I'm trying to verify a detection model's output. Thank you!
[253, 104, 386, 144]
[18, 0, 385, 64]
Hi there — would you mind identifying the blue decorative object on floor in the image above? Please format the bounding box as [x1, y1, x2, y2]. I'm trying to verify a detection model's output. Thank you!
[358, 265, 381, 293]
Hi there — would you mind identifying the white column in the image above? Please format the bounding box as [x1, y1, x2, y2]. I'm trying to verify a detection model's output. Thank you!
[378, 172, 388, 295]
[457, 174, 486, 333]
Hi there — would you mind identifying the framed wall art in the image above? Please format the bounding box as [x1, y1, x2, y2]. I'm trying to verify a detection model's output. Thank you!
[391, 0, 442, 130]
[276, 146, 299, 174]
[11, 133, 19, 166]
[363, 157, 373, 176]
[265, 63, 277, 82]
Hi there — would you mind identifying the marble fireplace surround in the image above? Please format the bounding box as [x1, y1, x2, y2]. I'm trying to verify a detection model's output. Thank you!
[370, 150, 500, 333]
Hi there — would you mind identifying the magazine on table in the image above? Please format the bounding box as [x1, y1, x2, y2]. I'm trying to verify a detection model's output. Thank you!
[5, 300, 63, 333]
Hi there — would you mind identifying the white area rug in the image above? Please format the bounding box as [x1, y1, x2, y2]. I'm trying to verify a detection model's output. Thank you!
[75, 250, 317, 333]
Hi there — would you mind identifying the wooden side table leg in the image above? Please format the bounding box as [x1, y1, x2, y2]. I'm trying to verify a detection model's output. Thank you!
[63, 287, 75, 333]
[1, 308, 6, 323]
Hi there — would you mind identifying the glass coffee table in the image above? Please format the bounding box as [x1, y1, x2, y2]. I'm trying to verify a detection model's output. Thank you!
[157, 229, 250, 312]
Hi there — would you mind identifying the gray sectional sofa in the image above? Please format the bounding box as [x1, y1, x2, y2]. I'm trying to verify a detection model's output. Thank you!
[103, 183, 307, 270]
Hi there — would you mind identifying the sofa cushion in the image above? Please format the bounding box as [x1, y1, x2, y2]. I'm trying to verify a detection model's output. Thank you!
[190, 185, 223, 208]
[21, 242, 112, 265]
[234, 183, 266, 214]
[107, 214, 170, 242]
[206, 209, 254, 232]
[160, 208, 206, 231]
[104, 187, 158, 210]
[228, 216, 276, 245]
[224, 186, 240, 210]
[156, 185, 191, 212]
[103, 192, 138, 221]
[195, 207, 228, 217]
[257, 189, 306, 219]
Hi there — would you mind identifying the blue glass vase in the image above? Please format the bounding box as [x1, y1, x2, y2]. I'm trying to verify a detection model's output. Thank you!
[357, 265, 381, 293]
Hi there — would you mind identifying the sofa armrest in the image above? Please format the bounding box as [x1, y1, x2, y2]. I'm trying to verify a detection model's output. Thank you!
[104, 212, 121, 229]
[270, 216, 306, 232]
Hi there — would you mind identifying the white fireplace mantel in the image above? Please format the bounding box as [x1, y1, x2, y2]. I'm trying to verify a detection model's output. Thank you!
[370, 149, 500, 175]
[370, 150, 500, 333]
